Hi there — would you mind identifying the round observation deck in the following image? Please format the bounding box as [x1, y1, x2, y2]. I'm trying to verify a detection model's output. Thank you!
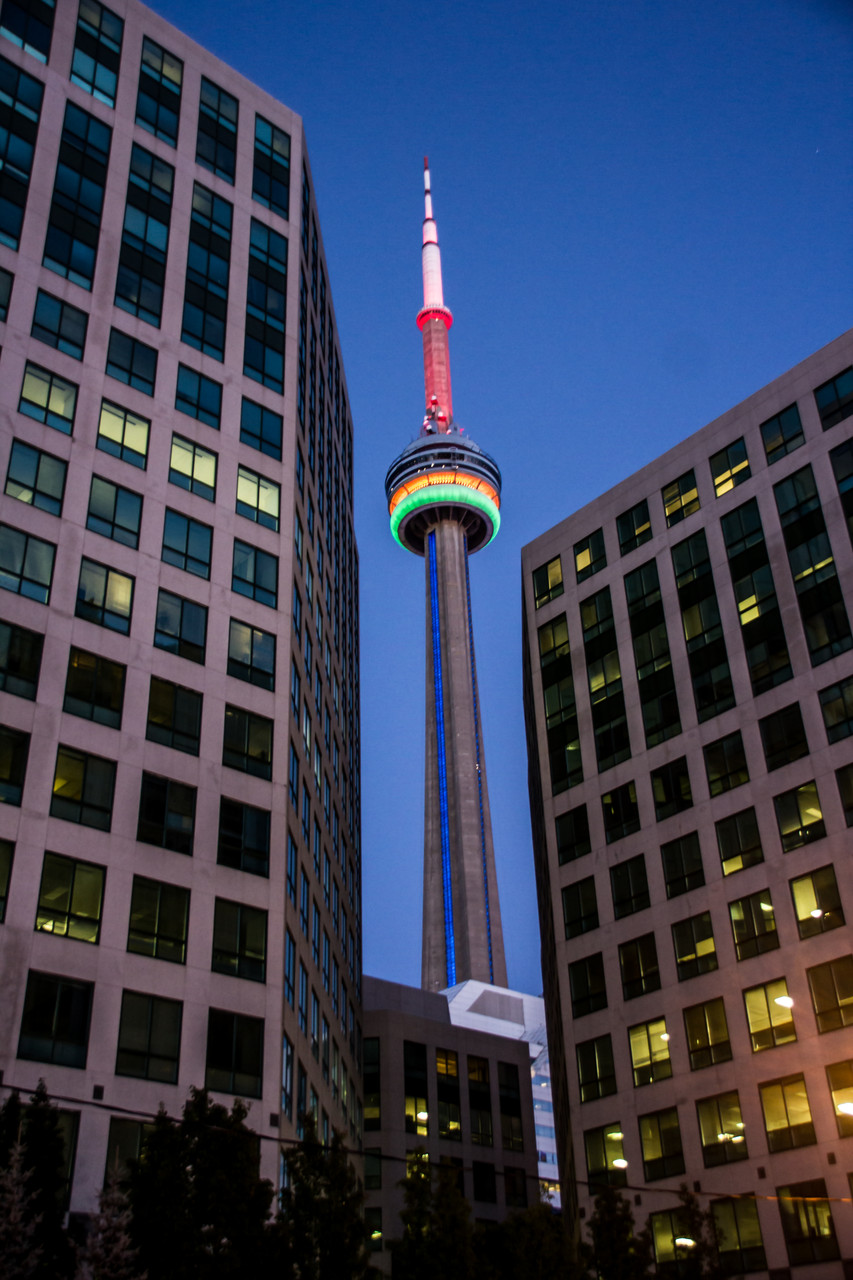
[385, 426, 502, 555]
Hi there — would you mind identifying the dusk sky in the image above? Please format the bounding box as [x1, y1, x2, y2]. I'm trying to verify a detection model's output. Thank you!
[153, 0, 851, 996]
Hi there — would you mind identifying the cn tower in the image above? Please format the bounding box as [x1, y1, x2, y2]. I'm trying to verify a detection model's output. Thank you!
[385, 161, 508, 993]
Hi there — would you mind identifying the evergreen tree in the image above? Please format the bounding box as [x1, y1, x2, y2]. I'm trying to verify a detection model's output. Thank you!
[585, 1184, 652, 1280]
[0, 1082, 73, 1279]
[76, 1172, 146, 1280]
[485, 1201, 578, 1280]
[279, 1117, 371, 1280]
[667, 1185, 721, 1280]
[390, 1151, 475, 1280]
[0, 1137, 43, 1280]
[388, 1149, 432, 1280]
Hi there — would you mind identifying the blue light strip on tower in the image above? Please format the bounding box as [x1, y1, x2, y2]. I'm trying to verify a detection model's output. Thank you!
[428, 530, 456, 987]
[464, 537, 494, 985]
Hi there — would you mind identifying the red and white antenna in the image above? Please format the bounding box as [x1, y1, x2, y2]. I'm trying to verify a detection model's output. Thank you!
[417, 158, 454, 432]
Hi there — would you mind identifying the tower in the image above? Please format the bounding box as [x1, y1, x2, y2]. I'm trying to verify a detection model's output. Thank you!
[384, 161, 507, 992]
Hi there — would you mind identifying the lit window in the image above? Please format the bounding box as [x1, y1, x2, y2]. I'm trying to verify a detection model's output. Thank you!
[773, 780, 825, 852]
[35, 851, 104, 943]
[19, 363, 78, 434]
[532, 556, 563, 608]
[759, 1075, 815, 1152]
[806, 956, 853, 1034]
[728, 889, 778, 961]
[639, 1106, 684, 1180]
[696, 1090, 747, 1166]
[662, 469, 699, 527]
[96, 400, 148, 467]
[709, 437, 750, 496]
[790, 865, 844, 940]
[683, 997, 731, 1071]
[75, 557, 133, 633]
[168, 434, 216, 500]
[628, 1017, 671, 1087]
[5, 440, 66, 515]
[672, 911, 717, 980]
[743, 978, 796, 1051]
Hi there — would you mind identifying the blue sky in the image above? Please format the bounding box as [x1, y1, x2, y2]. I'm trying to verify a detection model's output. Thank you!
[155, 0, 852, 995]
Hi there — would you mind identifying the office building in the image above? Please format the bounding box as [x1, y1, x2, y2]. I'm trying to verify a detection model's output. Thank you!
[0, 0, 361, 1215]
[522, 330, 853, 1274]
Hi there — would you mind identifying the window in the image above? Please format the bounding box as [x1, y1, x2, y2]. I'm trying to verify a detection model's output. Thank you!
[472, 1161, 497, 1203]
[168, 434, 216, 502]
[617, 498, 651, 554]
[19, 363, 77, 434]
[624, 558, 681, 747]
[712, 1197, 766, 1275]
[619, 933, 660, 1000]
[31, 289, 87, 359]
[827, 1059, 853, 1137]
[696, 1091, 747, 1166]
[0, 264, 10, 318]
[50, 745, 114, 829]
[819, 674, 853, 742]
[75, 557, 133, 633]
[684, 997, 732, 1070]
[574, 528, 605, 582]
[777, 1179, 839, 1267]
[773, 780, 825, 851]
[807, 956, 853, 1033]
[106, 328, 157, 395]
[127, 875, 189, 963]
[240, 397, 282, 460]
[532, 556, 563, 607]
[1, 0, 55, 60]
[628, 1017, 671, 1087]
[0, 523, 55, 602]
[720, 497, 792, 694]
[662, 469, 699, 527]
[205, 1009, 263, 1098]
[759, 702, 808, 772]
[0, 621, 42, 699]
[709, 437, 749, 496]
[0, 837, 12, 921]
[581, 585, 630, 772]
[5, 440, 66, 515]
[71, 0, 122, 103]
[498, 1062, 523, 1152]
[650, 757, 692, 820]
[703, 731, 748, 796]
[576, 1034, 616, 1102]
[584, 1123, 626, 1189]
[228, 619, 275, 691]
[154, 589, 207, 663]
[672, 912, 717, 980]
[716, 806, 763, 876]
[830, 437, 853, 547]
[743, 978, 796, 1051]
[212, 898, 267, 982]
[555, 804, 590, 864]
[639, 1106, 684, 1180]
[181, 182, 231, 360]
[217, 798, 270, 877]
[610, 854, 649, 918]
[114, 143, 173, 326]
[569, 952, 606, 1018]
[660, 832, 704, 898]
[196, 76, 237, 183]
[0, 725, 28, 805]
[729, 889, 778, 961]
[96, 400, 148, 467]
[244, 219, 286, 391]
[540, 613, 581, 793]
[232, 540, 277, 607]
[137, 773, 195, 855]
[836, 762, 853, 826]
[601, 781, 639, 844]
[116, 990, 181, 1083]
[672, 528, 735, 721]
[161, 509, 212, 579]
[760, 1075, 815, 1152]
[0, 52, 44, 250]
[236, 465, 280, 531]
[135, 36, 182, 146]
[35, 851, 103, 943]
[146, 677, 201, 755]
[814, 366, 853, 430]
[43, 103, 111, 290]
[760, 403, 803, 463]
[18, 971, 93, 1068]
[86, 476, 142, 548]
[223, 705, 273, 779]
[402, 1040, 428, 1135]
[561, 876, 598, 938]
[790, 865, 843, 940]
[253, 114, 290, 217]
[63, 647, 124, 728]
[175, 364, 221, 429]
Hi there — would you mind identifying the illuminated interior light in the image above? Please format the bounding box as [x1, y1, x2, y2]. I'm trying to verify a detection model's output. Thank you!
[612, 1158, 628, 1169]
[416, 1110, 429, 1122]
[810, 908, 824, 918]
[606, 1130, 623, 1140]
[774, 995, 794, 1008]
[837, 1102, 853, 1116]
[675, 1238, 696, 1248]
[659, 1032, 670, 1041]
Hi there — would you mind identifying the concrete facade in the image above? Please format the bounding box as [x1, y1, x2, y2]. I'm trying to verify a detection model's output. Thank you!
[522, 330, 853, 1274]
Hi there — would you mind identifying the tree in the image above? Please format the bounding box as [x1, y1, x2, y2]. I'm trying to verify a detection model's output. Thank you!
[0, 1138, 43, 1280]
[665, 1186, 721, 1280]
[390, 1152, 474, 1280]
[584, 1184, 652, 1280]
[76, 1172, 145, 1280]
[0, 1082, 73, 1280]
[484, 1201, 578, 1280]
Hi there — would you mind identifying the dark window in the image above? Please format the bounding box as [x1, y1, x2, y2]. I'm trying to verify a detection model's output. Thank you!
[75, 557, 133, 633]
[576, 1034, 616, 1101]
[672, 911, 717, 980]
[584, 1123, 626, 1190]
[662, 469, 699, 527]
[504, 1166, 527, 1209]
[683, 997, 732, 1070]
[836, 762, 853, 826]
[672, 529, 735, 721]
[639, 1106, 684, 1180]
[0, 264, 11, 318]
[562, 876, 598, 938]
[651, 756, 692, 820]
[137, 773, 195, 855]
[814, 366, 853, 430]
[610, 853, 649, 918]
[161, 509, 212, 579]
[759, 702, 808, 771]
[555, 804, 590, 864]
[96, 399, 148, 467]
[154, 588, 207, 664]
[601, 781, 639, 843]
[0, 522, 55, 602]
[721, 497, 792, 694]
[660, 832, 704, 898]
[617, 498, 651, 555]
[240, 396, 282, 460]
[703, 731, 748, 797]
[35, 851, 103, 942]
[205, 1008, 264, 1097]
[50, 745, 114, 829]
[790, 865, 843, 940]
[244, 218, 286, 392]
[31, 289, 87, 359]
[760, 403, 803, 463]
[19, 363, 77, 433]
[223, 705, 273, 780]
[624, 558, 681, 747]
[70, 0, 122, 106]
[63, 647, 124, 728]
[776, 1179, 839, 1267]
[472, 1161, 497, 1203]
[581, 585, 630, 772]
[43, 103, 111, 290]
[574, 527, 606, 582]
[196, 76, 237, 183]
[217, 797, 270, 877]
[773, 780, 825, 852]
[819, 674, 853, 742]
[212, 898, 266, 982]
[232, 540, 277, 608]
[807, 956, 853, 1034]
[86, 475, 142, 548]
[253, 114, 289, 218]
[760, 1075, 815, 1152]
[181, 182, 231, 361]
[169, 433, 216, 501]
[540, 613, 581, 794]
[146, 676, 201, 755]
[716, 806, 763, 876]
[696, 1091, 747, 1166]
[0, 620, 42, 699]
[106, 327, 157, 395]
[0, 52, 44, 248]
[18, 970, 92, 1068]
[135, 36, 182, 146]
[0, 725, 28, 804]
[829, 437, 853, 548]
[5, 439, 66, 514]
[175, 364, 221, 429]
[743, 978, 796, 1051]
[127, 875, 189, 963]
[709, 437, 749, 497]
[236, 464, 280, 531]
[729, 889, 778, 960]
[227, 619, 275, 690]
[628, 1017, 671, 1087]
[0, 837, 12, 921]
[569, 952, 606, 1018]
[114, 144, 173, 327]
[116, 990, 181, 1083]
[0, 0, 54, 60]
[619, 933, 660, 1000]
[532, 556, 563, 608]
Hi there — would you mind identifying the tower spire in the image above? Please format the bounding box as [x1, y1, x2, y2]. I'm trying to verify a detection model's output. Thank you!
[417, 157, 454, 432]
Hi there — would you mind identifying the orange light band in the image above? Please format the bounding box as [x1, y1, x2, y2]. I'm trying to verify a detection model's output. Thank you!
[389, 471, 500, 515]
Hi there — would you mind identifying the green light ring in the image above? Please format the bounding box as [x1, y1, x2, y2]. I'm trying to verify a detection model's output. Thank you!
[390, 483, 501, 548]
